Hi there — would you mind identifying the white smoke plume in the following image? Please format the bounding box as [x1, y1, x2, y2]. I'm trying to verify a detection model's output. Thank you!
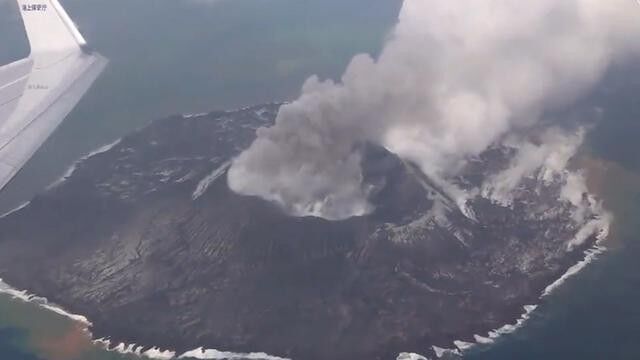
[481, 128, 586, 207]
[228, 0, 640, 220]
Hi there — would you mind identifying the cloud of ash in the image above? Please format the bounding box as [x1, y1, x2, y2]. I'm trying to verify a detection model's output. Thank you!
[228, 0, 640, 220]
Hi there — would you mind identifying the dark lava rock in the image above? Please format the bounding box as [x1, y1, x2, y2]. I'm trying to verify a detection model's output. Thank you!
[0, 104, 604, 359]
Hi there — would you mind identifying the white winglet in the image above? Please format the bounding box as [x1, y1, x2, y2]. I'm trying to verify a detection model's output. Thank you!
[0, 1, 107, 192]
[17, 0, 87, 66]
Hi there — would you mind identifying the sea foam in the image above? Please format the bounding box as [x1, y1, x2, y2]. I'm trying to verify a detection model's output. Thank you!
[0, 277, 290, 360]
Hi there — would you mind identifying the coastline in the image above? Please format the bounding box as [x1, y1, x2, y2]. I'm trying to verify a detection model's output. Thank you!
[0, 129, 290, 360]
[0, 278, 290, 360]
[0, 233, 608, 360]
[429, 154, 618, 358]
[0, 109, 613, 360]
[426, 233, 609, 358]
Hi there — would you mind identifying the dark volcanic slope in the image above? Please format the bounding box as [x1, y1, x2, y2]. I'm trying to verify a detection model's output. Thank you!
[0, 104, 603, 360]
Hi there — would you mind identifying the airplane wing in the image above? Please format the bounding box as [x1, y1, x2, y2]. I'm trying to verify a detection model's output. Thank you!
[0, 0, 107, 191]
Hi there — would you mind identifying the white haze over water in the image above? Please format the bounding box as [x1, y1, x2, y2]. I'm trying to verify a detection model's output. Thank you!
[228, 0, 640, 220]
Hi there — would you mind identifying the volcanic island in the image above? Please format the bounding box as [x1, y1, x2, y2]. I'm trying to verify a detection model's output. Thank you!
[0, 103, 609, 359]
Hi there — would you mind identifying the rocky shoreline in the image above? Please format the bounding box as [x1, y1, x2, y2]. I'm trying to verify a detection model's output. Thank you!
[0, 103, 607, 359]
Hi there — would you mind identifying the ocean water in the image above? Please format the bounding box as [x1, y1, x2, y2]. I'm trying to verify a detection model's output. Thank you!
[465, 61, 640, 360]
[466, 177, 640, 359]
[0, 1, 639, 360]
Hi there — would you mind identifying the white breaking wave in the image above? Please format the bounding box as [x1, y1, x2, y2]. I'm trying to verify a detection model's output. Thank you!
[0, 278, 289, 360]
[453, 340, 474, 352]
[542, 245, 608, 298]
[487, 304, 539, 339]
[420, 221, 611, 358]
[397, 352, 430, 360]
[94, 339, 176, 360]
[425, 304, 540, 359]
[179, 347, 289, 360]
[421, 230, 610, 359]
[0, 278, 91, 326]
[473, 334, 493, 345]
[431, 346, 461, 359]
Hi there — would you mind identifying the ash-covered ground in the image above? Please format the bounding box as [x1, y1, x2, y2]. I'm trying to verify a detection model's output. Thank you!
[0, 104, 608, 359]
